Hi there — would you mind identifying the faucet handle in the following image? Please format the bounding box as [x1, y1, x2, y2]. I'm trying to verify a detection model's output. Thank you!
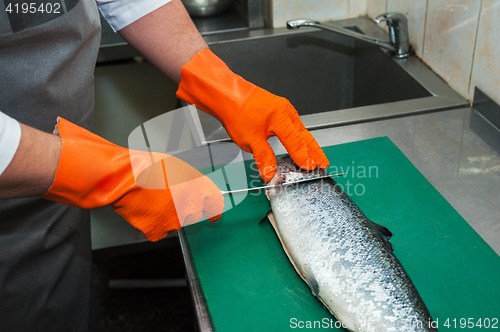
[374, 12, 407, 26]
[286, 19, 321, 30]
[374, 12, 412, 58]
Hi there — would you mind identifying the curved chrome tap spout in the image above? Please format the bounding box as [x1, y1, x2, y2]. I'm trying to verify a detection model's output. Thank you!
[287, 13, 412, 58]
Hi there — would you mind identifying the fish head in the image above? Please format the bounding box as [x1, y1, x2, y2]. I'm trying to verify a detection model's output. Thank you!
[268, 155, 327, 186]
[265, 155, 328, 200]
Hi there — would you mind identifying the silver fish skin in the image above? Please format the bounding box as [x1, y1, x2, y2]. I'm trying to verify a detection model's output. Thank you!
[266, 155, 435, 332]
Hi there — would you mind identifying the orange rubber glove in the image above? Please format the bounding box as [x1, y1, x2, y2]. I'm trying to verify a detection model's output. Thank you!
[176, 49, 329, 182]
[42, 118, 223, 242]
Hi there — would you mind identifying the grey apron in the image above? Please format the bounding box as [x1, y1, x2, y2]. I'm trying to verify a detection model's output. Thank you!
[0, 0, 101, 330]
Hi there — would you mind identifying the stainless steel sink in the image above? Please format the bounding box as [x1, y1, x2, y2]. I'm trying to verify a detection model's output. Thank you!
[192, 17, 467, 143]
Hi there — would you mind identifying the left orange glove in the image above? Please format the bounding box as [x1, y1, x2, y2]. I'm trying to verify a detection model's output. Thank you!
[177, 49, 329, 182]
[42, 118, 224, 242]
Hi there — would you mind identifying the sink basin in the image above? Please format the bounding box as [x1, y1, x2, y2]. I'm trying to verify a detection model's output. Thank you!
[192, 17, 467, 143]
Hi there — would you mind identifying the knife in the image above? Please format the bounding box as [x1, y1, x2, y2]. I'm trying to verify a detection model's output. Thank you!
[220, 172, 348, 195]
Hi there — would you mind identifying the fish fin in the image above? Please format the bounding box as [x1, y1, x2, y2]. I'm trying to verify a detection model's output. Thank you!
[259, 209, 273, 225]
[302, 264, 320, 296]
[372, 222, 393, 239]
[371, 221, 394, 251]
[266, 210, 277, 228]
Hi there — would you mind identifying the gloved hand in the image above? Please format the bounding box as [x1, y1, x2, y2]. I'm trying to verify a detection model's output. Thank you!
[42, 118, 224, 242]
[177, 49, 329, 182]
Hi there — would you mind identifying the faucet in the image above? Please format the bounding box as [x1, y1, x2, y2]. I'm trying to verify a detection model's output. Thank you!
[286, 12, 412, 58]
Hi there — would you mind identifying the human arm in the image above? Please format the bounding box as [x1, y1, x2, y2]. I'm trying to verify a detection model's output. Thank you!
[0, 114, 61, 199]
[118, 0, 207, 83]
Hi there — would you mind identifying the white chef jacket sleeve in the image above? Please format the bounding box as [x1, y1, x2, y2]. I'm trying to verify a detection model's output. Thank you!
[97, 0, 173, 32]
[0, 111, 21, 176]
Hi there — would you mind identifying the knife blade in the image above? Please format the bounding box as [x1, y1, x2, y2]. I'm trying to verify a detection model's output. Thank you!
[220, 172, 348, 195]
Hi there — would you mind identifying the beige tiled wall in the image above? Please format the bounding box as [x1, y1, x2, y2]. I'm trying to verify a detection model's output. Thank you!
[423, 1, 481, 99]
[269, 0, 500, 105]
[366, 0, 386, 20]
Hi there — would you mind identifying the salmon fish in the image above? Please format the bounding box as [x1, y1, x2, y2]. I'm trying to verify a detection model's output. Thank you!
[266, 155, 435, 332]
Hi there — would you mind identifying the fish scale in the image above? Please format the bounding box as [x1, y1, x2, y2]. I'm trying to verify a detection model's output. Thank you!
[266, 155, 435, 332]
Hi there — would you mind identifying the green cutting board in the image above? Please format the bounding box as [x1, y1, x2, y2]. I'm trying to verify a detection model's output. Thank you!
[184, 137, 500, 331]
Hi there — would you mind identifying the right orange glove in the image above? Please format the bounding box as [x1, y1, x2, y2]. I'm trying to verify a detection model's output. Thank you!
[176, 49, 329, 182]
[42, 118, 224, 242]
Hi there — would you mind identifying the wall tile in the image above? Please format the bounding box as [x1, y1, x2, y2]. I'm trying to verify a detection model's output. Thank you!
[423, 0, 481, 98]
[349, 0, 367, 17]
[387, 0, 427, 57]
[271, 0, 349, 28]
[366, 0, 387, 19]
[470, 0, 500, 105]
